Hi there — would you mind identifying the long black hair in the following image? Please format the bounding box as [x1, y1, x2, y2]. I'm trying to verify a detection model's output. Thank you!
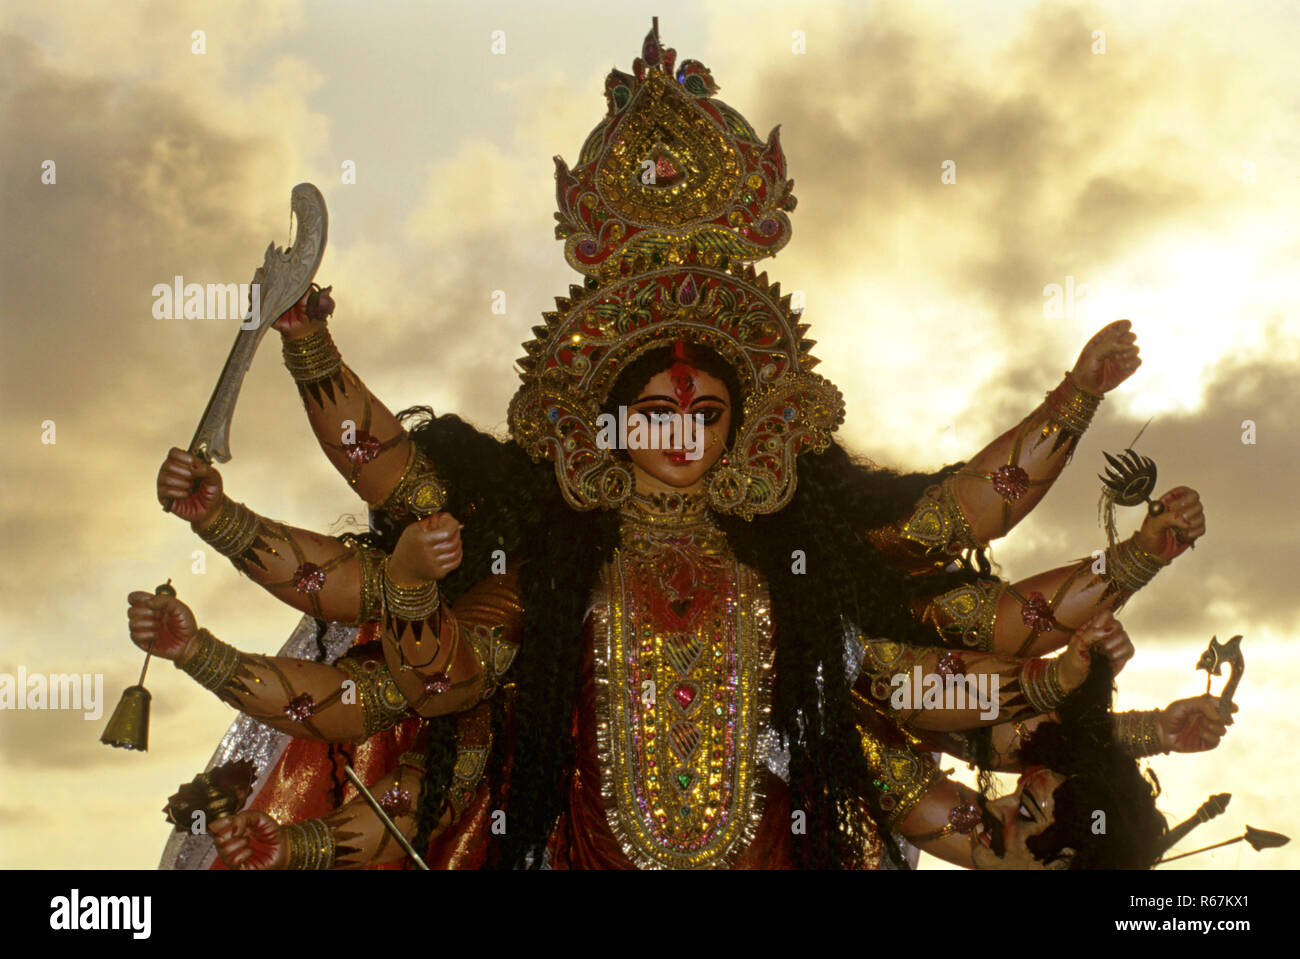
[1018, 656, 1168, 869]
[393, 344, 980, 868]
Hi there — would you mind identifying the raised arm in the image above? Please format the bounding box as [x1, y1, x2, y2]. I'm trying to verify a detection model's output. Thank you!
[868, 323, 1141, 574]
[272, 289, 452, 539]
[270, 289, 419, 507]
[947, 320, 1141, 544]
[125, 590, 406, 743]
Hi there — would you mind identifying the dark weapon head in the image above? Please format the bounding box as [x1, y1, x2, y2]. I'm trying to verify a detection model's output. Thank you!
[1197, 634, 1244, 676]
[1099, 448, 1159, 507]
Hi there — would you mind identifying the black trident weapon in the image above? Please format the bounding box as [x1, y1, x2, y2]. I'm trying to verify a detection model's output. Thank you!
[1097, 418, 1191, 550]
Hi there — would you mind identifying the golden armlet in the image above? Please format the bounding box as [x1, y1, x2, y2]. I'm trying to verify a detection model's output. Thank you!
[281, 326, 342, 384]
[282, 818, 336, 870]
[1114, 710, 1167, 758]
[177, 628, 241, 693]
[397, 751, 427, 773]
[351, 545, 385, 624]
[337, 656, 410, 738]
[368, 444, 447, 521]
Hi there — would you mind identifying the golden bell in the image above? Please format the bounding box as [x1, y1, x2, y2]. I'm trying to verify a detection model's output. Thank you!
[102, 578, 175, 752]
[100, 684, 151, 751]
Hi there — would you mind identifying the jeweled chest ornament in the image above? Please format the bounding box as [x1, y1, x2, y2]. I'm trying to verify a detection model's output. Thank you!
[593, 499, 772, 868]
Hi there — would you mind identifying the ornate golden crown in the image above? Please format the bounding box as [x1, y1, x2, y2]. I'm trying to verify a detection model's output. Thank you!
[508, 19, 844, 519]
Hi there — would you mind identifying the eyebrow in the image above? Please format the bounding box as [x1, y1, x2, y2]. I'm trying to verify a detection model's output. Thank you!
[1022, 787, 1044, 820]
[632, 394, 728, 406]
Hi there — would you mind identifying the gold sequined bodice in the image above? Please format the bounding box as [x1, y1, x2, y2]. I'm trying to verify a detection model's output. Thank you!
[591, 492, 773, 869]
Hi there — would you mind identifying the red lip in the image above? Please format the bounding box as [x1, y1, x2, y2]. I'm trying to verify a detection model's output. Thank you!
[663, 451, 690, 465]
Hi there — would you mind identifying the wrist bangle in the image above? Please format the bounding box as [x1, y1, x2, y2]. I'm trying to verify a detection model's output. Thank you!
[281, 326, 341, 383]
[178, 628, 241, 692]
[1103, 534, 1168, 602]
[1021, 657, 1069, 714]
[195, 498, 260, 558]
[282, 818, 336, 870]
[1039, 372, 1102, 452]
[382, 559, 440, 621]
[1114, 710, 1167, 758]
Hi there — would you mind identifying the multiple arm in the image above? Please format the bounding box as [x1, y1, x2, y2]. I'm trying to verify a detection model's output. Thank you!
[851, 612, 1116, 731]
[867, 321, 1203, 659]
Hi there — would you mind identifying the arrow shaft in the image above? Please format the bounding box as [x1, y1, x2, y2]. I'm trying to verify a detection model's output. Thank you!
[1158, 835, 1242, 864]
[343, 764, 429, 870]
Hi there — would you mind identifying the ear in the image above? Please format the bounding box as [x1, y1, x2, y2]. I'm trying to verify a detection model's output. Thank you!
[1045, 847, 1076, 870]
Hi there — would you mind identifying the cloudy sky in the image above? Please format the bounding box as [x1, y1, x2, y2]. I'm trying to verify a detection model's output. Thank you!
[1, 0, 1296, 870]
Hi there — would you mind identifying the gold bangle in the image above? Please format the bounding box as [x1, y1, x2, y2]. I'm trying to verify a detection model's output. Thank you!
[1020, 657, 1068, 714]
[177, 628, 242, 692]
[281, 326, 341, 383]
[1104, 534, 1168, 599]
[1115, 710, 1166, 758]
[282, 818, 336, 870]
[1045, 371, 1103, 437]
[382, 559, 441, 621]
[196, 498, 260, 558]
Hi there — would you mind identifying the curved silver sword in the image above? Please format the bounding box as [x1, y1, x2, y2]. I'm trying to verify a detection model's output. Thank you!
[187, 183, 328, 465]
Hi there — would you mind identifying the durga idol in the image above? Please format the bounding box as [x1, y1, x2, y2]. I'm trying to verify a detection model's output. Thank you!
[129, 20, 1215, 870]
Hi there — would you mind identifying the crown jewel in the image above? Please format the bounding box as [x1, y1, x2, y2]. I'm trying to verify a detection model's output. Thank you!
[509, 20, 843, 519]
[554, 18, 796, 280]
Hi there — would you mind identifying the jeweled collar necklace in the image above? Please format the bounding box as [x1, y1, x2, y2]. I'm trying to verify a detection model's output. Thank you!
[619, 490, 712, 527]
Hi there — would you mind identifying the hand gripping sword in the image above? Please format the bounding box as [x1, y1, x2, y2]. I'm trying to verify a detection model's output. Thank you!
[164, 184, 327, 509]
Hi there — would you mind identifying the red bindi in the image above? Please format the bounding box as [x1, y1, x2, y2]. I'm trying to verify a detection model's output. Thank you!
[668, 361, 698, 406]
[668, 339, 698, 406]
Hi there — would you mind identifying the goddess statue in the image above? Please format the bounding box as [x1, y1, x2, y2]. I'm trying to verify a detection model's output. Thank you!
[130, 21, 1217, 870]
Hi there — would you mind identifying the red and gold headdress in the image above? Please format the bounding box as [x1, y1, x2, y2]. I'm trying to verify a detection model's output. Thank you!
[508, 19, 844, 519]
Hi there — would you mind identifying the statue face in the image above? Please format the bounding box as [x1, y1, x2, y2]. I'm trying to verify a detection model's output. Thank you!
[970, 766, 1074, 870]
[623, 365, 732, 492]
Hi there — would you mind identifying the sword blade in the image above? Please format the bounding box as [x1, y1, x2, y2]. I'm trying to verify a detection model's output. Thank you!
[187, 183, 328, 464]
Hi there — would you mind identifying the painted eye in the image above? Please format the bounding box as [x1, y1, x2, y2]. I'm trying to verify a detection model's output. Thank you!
[1018, 802, 1034, 822]
[698, 409, 723, 425]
